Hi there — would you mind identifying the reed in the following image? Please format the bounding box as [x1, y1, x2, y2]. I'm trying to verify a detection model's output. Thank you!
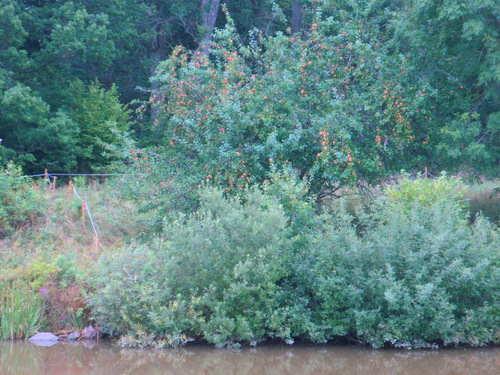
[0, 282, 44, 339]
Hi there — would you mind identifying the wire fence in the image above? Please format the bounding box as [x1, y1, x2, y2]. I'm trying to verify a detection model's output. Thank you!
[419, 167, 437, 179]
[23, 169, 115, 251]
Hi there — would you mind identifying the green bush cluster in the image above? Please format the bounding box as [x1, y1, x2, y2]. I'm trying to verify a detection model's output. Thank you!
[90, 178, 500, 348]
[90, 187, 292, 347]
[300, 198, 499, 347]
[0, 164, 47, 238]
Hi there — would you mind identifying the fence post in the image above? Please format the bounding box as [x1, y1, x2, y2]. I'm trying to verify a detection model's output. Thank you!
[94, 236, 99, 251]
[51, 176, 57, 194]
[68, 180, 73, 198]
[424, 167, 428, 179]
[44, 169, 48, 182]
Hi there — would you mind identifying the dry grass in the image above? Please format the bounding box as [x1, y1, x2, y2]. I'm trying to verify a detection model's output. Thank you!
[1, 178, 140, 271]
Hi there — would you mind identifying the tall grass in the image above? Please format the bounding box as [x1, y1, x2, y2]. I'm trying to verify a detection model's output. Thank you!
[0, 282, 44, 339]
[465, 180, 500, 224]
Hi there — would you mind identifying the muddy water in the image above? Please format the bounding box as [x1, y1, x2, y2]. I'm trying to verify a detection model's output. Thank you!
[1, 340, 499, 375]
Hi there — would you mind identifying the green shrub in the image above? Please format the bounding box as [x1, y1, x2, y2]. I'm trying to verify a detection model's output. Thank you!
[0, 164, 47, 237]
[90, 187, 293, 347]
[289, 205, 365, 343]
[27, 257, 60, 290]
[89, 177, 500, 348]
[301, 177, 500, 347]
[385, 173, 466, 213]
[357, 205, 498, 347]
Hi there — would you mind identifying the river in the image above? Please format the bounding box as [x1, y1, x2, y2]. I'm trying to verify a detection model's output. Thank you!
[1, 340, 499, 375]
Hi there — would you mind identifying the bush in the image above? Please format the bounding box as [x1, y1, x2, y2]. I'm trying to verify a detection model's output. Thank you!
[300, 177, 500, 347]
[0, 164, 47, 237]
[89, 187, 293, 347]
[89, 177, 500, 348]
[150, 13, 427, 197]
[385, 173, 466, 213]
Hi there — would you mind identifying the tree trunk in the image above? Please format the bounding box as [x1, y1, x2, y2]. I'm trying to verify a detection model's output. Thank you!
[200, 0, 221, 56]
[291, 0, 303, 33]
[150, 21, 166, 131]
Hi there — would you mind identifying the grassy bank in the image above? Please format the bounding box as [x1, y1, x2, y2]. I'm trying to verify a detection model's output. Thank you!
[0, 171, 141, 337]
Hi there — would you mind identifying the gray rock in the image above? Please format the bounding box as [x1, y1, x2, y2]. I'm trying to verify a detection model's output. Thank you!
[28, 332, 59, 347]
[68, 331, 81, 340]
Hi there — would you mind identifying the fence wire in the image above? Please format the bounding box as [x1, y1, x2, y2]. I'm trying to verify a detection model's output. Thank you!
[23, 171, 111, 250]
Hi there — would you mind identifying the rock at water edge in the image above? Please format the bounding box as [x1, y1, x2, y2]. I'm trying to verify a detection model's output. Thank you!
[28, 332, 59, 347]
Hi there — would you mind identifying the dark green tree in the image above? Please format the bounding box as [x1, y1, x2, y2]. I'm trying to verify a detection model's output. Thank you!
[387, 0, 499, 173]
[0, 0, 132, 172]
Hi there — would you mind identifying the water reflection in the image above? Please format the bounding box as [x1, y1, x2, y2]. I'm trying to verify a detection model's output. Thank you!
[1, 340, 499, 375]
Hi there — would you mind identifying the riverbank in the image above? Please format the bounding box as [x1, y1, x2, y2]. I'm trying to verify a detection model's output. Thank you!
[1, 173, 499, 348]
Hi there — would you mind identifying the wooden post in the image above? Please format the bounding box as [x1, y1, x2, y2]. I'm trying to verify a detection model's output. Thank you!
[94, 236, 99, 251]
[424, 167, 428, 179]
[81, 199, 86, 226]
[68, 180, 73, 198]
[44, 169, 48, 185]
[51, 176, 56, 193]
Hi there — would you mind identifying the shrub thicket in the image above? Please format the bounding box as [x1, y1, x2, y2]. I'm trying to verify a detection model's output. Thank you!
[90, 187, 293, 347]
[298, 177, 499, 347]
[90, 178, 500, 348]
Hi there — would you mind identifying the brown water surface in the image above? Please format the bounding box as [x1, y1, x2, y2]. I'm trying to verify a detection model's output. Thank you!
[1, 340, 499, 375]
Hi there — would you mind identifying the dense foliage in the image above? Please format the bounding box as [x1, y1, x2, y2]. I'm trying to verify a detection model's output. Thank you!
[0, 164, 47, 238]
[90, 187, 293, 347]
[152, 18, 420, 195]
[90, 179, 500, 348]
[0, 0, 498, 179]
[297, 178, 500, 347]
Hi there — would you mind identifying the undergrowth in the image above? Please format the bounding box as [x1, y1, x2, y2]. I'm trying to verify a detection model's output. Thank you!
[1, 167, 499, 347]
[89, 176, 500, 348]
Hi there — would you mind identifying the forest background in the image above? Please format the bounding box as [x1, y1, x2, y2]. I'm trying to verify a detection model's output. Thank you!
[1, 0, 498, 178]
[0, 0, 499, 348]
